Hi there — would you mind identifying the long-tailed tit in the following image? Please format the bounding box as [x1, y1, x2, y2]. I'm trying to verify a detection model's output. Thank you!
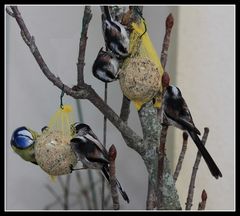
[92, 47, 120, 83]
[70, 123, 129, 203]
[101, 6, 130, 58]
[162, 85, 222, 179]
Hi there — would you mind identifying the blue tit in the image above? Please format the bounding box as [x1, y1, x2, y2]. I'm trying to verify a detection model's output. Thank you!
[162, 85, 222, 179]
[101, 6, 130, 58]
[92, 47, 120, 83]
[70, 123, 129, 203]
[10, 126, 39, 165]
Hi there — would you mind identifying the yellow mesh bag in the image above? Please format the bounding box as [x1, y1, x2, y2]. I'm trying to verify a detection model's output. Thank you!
[119, 18, 164, 110]
[35, 104, 78, 176]
[48, 104, 75, 137]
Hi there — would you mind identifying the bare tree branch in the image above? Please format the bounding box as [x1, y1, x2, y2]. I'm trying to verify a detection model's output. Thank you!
[77, 6, 92, 86]
[45, 184, 65, 208]
[156, 124, 168, 209]
[185, 127, 210, 210]
[56, 175, 71, 210]
[64, 175, 71, 210]
[44, 199, 61, 210]
[76, 100, 99, 209]
[173, 132, 188, 182]
[160, 13, 174, 69]
[101, 82, 108, 210]
[6, 6, 15, 17]
[155, 12, 175, 210]
[75, 171, 92, 210]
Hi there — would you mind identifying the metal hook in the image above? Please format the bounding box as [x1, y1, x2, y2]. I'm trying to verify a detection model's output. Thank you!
[140, 21, 147, 38]
[60, 84, 65, 109]
[135, 7, 147, 38]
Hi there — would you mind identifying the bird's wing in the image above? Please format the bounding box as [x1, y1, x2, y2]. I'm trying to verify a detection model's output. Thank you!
[177, 117, 201, 135]
[165, 98, 201, 135]
[71, 134, 109, 165]
[179, 99, 201, 135]
[86, 130, 110, 159]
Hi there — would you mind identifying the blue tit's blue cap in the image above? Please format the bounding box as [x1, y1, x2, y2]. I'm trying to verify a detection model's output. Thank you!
[11, 126, 34, 149]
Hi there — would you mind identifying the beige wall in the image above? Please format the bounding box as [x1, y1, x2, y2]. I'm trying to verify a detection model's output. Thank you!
[174, 6, 235, 210]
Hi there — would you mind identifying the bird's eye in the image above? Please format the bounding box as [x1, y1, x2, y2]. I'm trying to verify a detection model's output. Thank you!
[41, 126, 48, 133]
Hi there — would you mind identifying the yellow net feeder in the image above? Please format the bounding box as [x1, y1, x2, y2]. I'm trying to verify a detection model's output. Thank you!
[119, 18, 164, 110]
[35, 104, 78, 176]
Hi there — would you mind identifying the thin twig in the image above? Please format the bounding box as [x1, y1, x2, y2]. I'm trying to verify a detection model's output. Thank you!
[185, 128, 209, 210]
[102, 82, 108, 210]
[155, 13, 175, 210]
[120, 95, 131, 123]
[82, 188, 93, 210]
[104, 192, 112, 208]
[10, 6, 31, 39]
[45, 184, 65, 208]
[159, 13, 174, 94]
[77, 6, 92, 86]
[76, 99, 99, 209]
[87, 170, 98, 209]
[75, 171, 92, 210]
[100, 6, 112, 208]
[64, 175, 71, 210]
[6, 7, 15, 17]
[173, 132, 188, 182]
[198, 189, 207, 210]
[57, 175, 71, 210]
[76, 4, 99, 203]
[44, 199, 60, 210]
[156, 124, 168, 209]
[156, 14, 174, 119]
[57, 176, 65, 191]
[160, 13, 174, 69]
[108, 145, 120, 210]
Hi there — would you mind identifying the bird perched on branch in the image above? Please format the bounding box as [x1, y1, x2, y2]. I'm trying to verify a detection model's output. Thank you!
[101, 6, 130, 58]
[162, 85, 222, 179]
[92, 47, 120, 83]
[70, 123, 130, 203]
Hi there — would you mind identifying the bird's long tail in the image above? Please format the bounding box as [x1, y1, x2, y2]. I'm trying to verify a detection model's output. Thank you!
[102, 166, 130, 203]
[189, 131, 222, 179]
